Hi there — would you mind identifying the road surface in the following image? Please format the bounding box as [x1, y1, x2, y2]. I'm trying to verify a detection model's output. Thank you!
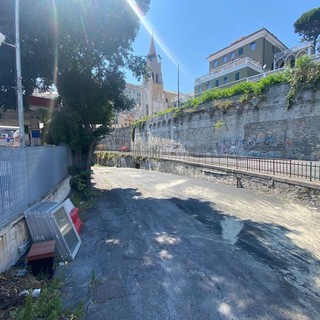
[57, 166, 320, 319]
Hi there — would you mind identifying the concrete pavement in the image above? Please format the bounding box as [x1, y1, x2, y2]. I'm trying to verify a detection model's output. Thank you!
[57, 166, 320, 319]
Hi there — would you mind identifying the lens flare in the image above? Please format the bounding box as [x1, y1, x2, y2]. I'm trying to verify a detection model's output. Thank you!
[126, 0, 193, 83]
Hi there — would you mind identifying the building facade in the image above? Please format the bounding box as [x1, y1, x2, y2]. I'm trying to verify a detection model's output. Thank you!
[194, 28, 287, 96]
[139, 36, 178, 117]
[124, 83, 141, 107]
[116, 112, 134, 128]
[274, 42, 314, 69]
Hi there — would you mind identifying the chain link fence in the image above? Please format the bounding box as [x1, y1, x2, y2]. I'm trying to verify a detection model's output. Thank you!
[0, 146, 71, 228]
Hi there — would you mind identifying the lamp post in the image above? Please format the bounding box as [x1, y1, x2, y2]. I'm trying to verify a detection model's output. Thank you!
[0, 0, 25, 146]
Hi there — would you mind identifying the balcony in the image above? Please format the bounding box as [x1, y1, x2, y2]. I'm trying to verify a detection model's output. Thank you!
[195, 57, 264, 86]
[274, 42, 313, 60]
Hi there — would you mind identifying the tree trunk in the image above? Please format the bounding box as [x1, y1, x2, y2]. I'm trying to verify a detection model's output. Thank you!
[72, 150, 87, 172]
[86, 138, 98, 186]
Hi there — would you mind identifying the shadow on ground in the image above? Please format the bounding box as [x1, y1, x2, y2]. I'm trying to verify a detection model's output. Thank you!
[56, 185, 320, 320]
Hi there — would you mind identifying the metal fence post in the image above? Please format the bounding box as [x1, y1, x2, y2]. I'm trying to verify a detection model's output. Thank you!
[310, 162, 312, 181]
[272, 159, 275, 175]
[289, 160, 292, 178]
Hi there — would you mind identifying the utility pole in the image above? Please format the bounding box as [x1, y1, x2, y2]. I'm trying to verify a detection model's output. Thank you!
[177, 64, 180, 108]
[15, 0, 25, 147]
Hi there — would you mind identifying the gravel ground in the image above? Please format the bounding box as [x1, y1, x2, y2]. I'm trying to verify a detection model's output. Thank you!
[56, 166, 320, 320]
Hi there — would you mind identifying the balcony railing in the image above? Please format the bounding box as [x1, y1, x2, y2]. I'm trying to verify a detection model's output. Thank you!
[274, 42, 313, 60]
[194, 68, 285, 96]
[195, 57, 263, 85]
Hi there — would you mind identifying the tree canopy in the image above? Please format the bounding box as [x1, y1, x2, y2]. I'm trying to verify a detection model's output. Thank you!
[294, 7, 320, 52]
[0, 0, 150, 177]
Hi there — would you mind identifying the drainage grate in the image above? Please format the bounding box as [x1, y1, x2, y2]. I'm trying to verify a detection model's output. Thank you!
[92, 280, 125, 303]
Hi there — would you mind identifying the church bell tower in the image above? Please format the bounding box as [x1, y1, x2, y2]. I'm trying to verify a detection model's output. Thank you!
[141, 35, 165, 116]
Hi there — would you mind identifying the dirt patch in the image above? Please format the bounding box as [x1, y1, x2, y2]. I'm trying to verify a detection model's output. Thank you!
[0, 262, 42, 320]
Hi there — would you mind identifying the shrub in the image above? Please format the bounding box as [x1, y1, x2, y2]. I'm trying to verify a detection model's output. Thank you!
[187, 71, 289, 108]
[12, 280, 84, 320]
[287, 56, 320, 109]
[68, 166, 92, 200]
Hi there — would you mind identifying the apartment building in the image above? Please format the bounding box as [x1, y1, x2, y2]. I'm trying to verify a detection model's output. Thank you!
[124, 83, 141, 107]
[194, 28, 287, 96]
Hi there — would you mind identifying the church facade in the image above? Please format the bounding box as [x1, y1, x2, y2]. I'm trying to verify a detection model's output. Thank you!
[139, 36, 178, 118]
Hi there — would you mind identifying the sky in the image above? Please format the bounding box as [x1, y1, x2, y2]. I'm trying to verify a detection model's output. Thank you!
[125, 0, 320, 94]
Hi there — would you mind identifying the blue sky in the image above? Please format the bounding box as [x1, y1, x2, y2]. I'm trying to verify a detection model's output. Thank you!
[125, 0, 320, 94]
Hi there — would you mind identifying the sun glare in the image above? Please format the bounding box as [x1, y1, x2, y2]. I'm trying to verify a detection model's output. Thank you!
[125, 0, 193, 82]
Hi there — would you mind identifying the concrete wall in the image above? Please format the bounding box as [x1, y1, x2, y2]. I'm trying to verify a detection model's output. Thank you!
[133, 84, 320, 160]
[0, 216, 31, 274]
[0, 177, 71, 273]
[99, 127, 131, 151]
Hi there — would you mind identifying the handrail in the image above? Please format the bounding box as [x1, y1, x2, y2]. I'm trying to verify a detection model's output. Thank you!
[274, 42, 313, 59]
[195, 57, 263, 85]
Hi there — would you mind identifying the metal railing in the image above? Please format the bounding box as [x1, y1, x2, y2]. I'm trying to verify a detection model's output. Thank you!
[194, 68, 285, 96]
[195, 57, 263, 85]
[127, 147, 320, 183]
[274, 42, 313, 59]
[0, 146, 71, 228]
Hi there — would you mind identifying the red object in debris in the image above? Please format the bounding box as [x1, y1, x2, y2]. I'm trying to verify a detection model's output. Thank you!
[119, 146, 129, 152]
[70, 207, 82, 234]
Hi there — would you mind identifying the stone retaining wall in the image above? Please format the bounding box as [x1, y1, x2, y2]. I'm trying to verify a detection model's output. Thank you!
[103, 84, 320, 160]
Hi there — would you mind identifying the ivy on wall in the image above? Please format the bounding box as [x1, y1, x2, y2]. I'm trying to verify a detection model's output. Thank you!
[131, 56, 320, 140]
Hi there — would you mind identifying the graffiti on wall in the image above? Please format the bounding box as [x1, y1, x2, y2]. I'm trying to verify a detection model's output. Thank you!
[244, 121, 286, 156]
[215, 121, 287, 156]
[216, 139, 246, 156]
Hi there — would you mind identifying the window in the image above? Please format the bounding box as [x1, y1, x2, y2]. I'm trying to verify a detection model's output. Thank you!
[238, 47, 243, 55]
[235, 72, 240, 81]
[214, 60, 218, 68]
[205, 82, 210, 90]
[215, 79, 219, 87]
[250, 42, 256, 51]
[223, 77, 228, 84]
[223, 56, 227, 63]
[230, 52, 235, 60]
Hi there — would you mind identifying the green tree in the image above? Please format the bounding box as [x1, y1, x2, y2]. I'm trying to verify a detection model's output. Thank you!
[0, 0, 150, 183]
[294, 7, 320, 53]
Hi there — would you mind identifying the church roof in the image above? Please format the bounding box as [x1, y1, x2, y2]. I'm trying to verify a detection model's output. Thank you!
[149, 34, 156, 55]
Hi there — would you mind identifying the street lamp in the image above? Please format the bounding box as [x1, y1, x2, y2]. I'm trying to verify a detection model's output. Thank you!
[0, 0, 25, 147]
